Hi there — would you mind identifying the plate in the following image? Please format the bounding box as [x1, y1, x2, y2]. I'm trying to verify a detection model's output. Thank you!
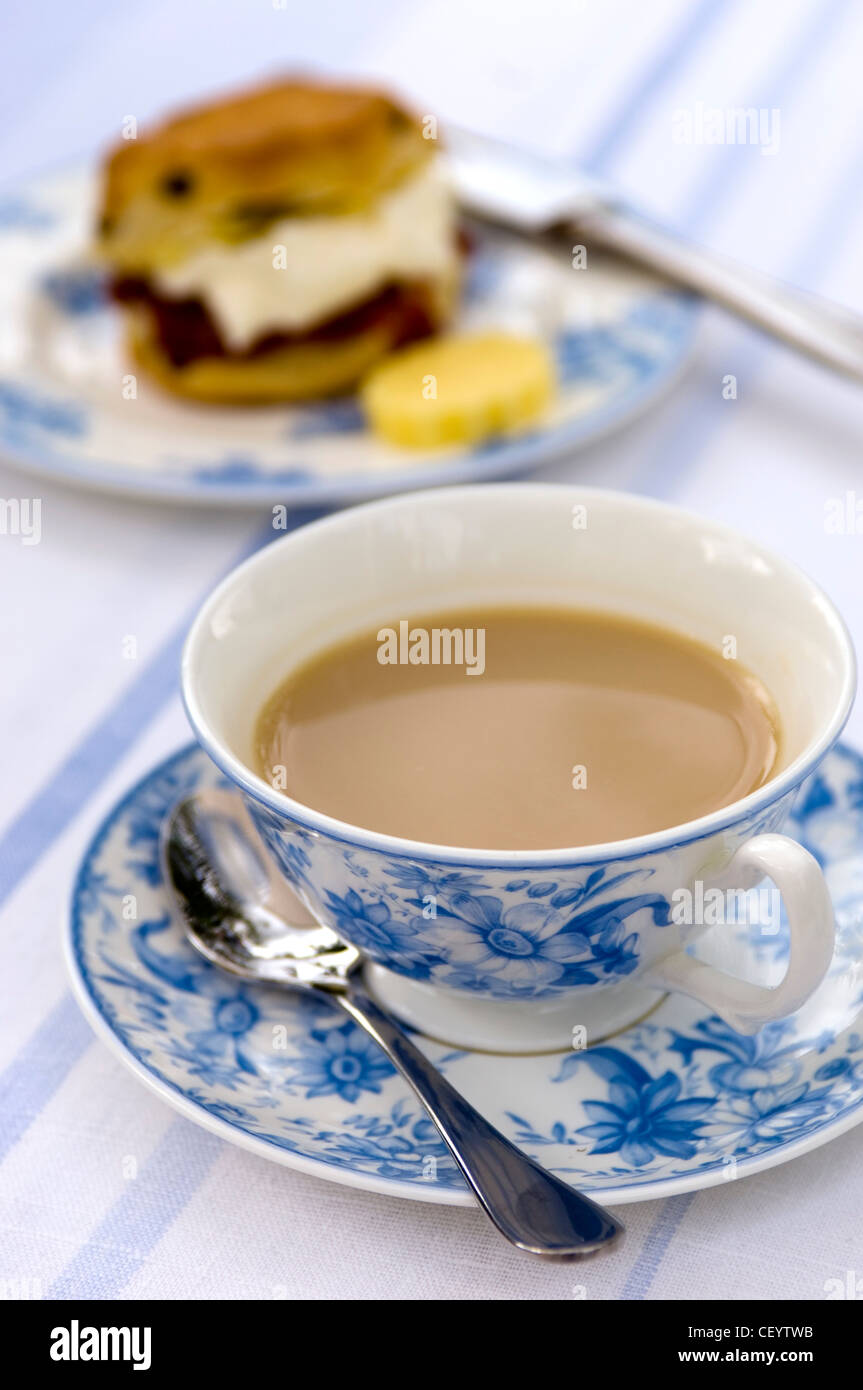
[66, 742, 863, 1205]
[0, 165, 697, 506]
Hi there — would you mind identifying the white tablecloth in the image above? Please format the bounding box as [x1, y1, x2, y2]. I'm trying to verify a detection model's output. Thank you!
[2, 0, 863, 1301]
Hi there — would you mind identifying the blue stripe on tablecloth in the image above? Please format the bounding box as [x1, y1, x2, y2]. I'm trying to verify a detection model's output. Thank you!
[580, 0, 734, 173]
[0, 510, 322, 914]
[675, 0, 854, 235]
[0, 994, 93, 1165]
[0, 512, 319, 1166]
[0, 605, 231, 911]
[630, 0, 859, 507]
[634, 122, 863, 500]
[620, 1195, 697, 1299]
[47, 1119, 223, 1299]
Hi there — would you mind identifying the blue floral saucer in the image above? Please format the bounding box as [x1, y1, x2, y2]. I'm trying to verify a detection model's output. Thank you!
[0, 165, 696, 506]
[66, 743, 863, 1206]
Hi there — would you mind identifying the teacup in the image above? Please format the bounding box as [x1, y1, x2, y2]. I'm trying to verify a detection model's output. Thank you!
[182, 485, 855, 1052]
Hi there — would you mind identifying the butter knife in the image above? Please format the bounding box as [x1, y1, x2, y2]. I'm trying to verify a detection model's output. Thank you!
[445, 125, 863, 383]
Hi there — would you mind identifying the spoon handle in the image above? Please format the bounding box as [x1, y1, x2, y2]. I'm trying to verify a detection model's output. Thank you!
[333, 980, 622, 1258]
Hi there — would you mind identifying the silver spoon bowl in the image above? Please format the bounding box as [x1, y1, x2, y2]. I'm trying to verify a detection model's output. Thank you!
[163, 788, 623, 1259]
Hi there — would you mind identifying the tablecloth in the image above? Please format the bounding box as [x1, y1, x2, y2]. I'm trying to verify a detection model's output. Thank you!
[2, 0, 863, 1301]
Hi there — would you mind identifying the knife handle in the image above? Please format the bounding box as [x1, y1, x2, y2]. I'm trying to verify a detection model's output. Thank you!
[576, 203, 863, 383]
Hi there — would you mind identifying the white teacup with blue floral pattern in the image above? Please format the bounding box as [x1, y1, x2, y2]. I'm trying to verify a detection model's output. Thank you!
[182, 485, 855, 1052]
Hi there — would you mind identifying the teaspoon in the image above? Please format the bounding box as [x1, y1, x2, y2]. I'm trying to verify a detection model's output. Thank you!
[162, 788, 623, 1259]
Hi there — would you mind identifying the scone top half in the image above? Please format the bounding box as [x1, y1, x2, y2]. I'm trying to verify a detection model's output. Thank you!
[98, 77, 435, 270]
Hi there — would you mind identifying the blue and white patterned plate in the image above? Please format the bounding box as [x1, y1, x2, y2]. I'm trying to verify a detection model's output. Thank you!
[65, 742, 863, 1206]
[0, 165, 697, 506]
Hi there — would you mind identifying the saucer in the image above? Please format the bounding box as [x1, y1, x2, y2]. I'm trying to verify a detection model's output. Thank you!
[66, 742, 863, 1206]
[0, 164, 696, 507]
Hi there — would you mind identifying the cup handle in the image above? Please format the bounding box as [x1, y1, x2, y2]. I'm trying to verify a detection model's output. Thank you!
[645, 834, 835, 1035]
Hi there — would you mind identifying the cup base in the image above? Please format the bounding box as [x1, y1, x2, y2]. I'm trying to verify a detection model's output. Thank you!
[363, 964, 667, 1054]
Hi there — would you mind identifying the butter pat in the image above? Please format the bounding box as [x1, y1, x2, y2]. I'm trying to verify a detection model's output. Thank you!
[362, 332, 556, 449]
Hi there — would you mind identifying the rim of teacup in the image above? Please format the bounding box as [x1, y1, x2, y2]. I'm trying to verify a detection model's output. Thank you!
[181, 484, 857, 868]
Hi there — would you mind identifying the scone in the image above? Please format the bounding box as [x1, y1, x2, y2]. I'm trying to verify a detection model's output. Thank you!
[96, 77, 460, 403]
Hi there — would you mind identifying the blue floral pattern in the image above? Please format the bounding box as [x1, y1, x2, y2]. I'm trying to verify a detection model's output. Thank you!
[284, 1019, 395, 1102]
[40, 266, 106, 316]
[246, 777, 794, 1000]
[577, 1058, 713, 1166]
[68, 742, 863, 1201]
[0, 380, 85, 442]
